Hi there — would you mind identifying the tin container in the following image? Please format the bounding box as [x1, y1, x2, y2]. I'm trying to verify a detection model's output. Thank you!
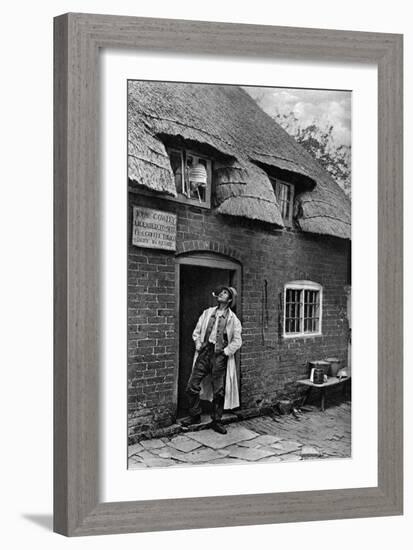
[312, 368, 325, 385]
[308, 360, 330, 378]
[326, 357, 341, 377]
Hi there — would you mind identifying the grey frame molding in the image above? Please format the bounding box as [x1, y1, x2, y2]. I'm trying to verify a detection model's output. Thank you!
[53, 13, 403, 536]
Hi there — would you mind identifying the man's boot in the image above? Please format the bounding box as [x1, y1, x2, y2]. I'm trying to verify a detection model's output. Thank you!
[211, 394, 227, 434]
[211, 421, 227, 435]
[181, 415, 201, 427]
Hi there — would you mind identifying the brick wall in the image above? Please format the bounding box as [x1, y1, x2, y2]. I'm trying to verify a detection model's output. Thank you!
[128, 191, 350, 438]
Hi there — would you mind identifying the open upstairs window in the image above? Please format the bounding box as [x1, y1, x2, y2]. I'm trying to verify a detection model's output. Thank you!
[168, 147, 212, 208]
[284, 281, 323, 337]
[270, 177, 295, 226]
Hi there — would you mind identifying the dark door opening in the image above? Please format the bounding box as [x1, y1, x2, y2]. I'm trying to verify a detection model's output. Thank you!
[178, 264, 237, 418]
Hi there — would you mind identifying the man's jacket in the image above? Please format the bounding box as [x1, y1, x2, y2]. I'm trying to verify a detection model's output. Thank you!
[192, 306, 242, 409]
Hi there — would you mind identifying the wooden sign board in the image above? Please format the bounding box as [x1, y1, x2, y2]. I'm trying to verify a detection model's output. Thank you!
[132, 206, 177, 251]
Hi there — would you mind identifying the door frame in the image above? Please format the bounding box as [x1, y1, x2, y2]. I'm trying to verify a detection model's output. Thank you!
[173, 253, 242, 416]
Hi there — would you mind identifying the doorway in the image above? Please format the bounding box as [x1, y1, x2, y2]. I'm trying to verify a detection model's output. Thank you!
[176, 254, 241, 418]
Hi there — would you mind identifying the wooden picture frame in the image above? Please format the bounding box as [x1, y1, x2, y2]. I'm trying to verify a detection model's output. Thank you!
[53, 13, 403, 536]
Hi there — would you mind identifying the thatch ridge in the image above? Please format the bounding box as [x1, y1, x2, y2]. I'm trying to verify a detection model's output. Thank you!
[128, 81, 350, 239]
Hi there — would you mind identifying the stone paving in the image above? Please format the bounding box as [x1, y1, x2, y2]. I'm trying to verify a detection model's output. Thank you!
[128, 400, 351, 469]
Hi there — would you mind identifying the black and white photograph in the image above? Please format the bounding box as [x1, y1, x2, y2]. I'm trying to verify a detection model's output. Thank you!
[127, 80, 352, 468]
[0, 0, 407, 543]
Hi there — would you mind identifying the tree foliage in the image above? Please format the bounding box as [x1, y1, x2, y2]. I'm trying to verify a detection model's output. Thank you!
[274, 112, 351, 196]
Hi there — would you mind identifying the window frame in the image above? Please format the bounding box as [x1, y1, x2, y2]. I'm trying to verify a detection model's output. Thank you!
[283, 280, 323, 338]
[270, 177, 295, 226]
[167, 146, 212, 208]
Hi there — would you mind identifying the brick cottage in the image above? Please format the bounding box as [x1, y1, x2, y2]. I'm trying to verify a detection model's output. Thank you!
[127, 82, 351, 440]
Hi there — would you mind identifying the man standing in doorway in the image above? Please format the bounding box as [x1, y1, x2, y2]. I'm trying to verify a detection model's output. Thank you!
[182, 286, 242, 434]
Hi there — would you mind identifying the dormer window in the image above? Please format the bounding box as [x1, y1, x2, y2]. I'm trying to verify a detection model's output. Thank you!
[270, 177, 294, 226]
[168, 147, 212, 208]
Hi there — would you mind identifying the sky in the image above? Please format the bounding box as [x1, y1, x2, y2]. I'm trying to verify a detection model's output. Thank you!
[244, 87, 351, 147]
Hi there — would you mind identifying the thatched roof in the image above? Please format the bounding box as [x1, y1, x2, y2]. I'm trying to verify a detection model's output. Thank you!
[128, 81, 350, 239]
[214, 160, 284, 226]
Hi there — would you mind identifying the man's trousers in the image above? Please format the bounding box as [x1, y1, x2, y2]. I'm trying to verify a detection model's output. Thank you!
[186, 342, 227, 421]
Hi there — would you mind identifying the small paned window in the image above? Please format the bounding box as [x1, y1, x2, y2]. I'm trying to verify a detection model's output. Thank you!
[270, 178, 295, 226]
[167, 147, 212, 207]
[284, 281, 322, 337]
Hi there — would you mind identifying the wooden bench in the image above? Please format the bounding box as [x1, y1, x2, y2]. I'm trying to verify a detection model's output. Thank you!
[296, 376, 351, 411]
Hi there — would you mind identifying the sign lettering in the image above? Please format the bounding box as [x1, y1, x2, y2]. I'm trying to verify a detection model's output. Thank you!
[132, 206, 177, 251]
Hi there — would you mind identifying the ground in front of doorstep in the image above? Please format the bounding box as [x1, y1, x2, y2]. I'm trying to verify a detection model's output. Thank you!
[128, 400, 351, 469]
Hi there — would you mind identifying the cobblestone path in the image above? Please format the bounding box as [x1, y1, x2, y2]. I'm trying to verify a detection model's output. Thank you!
[128, 400, 351, 469]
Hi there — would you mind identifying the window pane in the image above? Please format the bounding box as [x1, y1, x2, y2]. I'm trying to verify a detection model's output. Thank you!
[285, 285, 321, 336]
[303, 289, 320, 333]
[186, 155, 208, 202]
[276, 181, 293, 221]
[198, 159, 208, 202]
[167, 149, 211, 205]
[169, 151, 183, 194]
[285, 288, 302, 333]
